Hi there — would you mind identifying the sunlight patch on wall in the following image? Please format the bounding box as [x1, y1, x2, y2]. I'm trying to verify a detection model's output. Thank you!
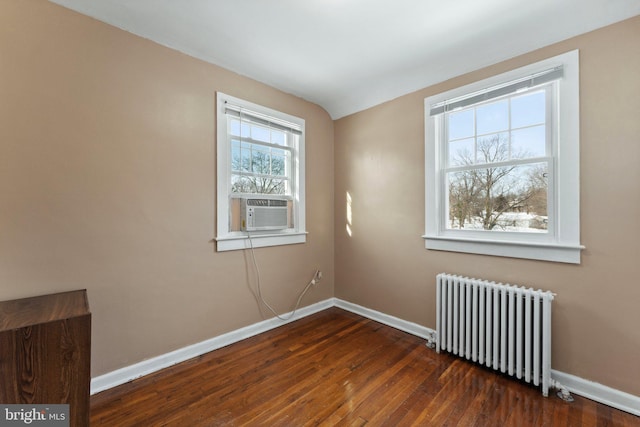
[346, 191, 353, 237]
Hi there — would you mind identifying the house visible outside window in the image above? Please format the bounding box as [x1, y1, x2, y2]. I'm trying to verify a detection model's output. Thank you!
[424, 51, 583, 263]
[216, 93, 306, 251]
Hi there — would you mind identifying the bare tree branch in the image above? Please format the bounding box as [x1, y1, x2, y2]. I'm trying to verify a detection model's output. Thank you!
[448, 134, 547, 231]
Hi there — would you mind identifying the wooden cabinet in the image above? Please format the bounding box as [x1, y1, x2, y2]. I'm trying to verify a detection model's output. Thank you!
[0, 290, 91, 427]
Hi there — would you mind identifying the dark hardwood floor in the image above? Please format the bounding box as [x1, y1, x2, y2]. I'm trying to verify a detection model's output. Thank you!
[91, 307, 638, 426]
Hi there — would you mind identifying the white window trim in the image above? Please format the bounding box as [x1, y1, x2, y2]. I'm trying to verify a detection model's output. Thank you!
[215, 93, 306, 252]
[424, 50, 584, 264]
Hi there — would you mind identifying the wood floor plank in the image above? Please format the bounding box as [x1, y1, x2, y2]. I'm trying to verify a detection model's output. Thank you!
[232, 319, 410, 425]
[387, 363, 453, 426]
[90, 307, 639, 426]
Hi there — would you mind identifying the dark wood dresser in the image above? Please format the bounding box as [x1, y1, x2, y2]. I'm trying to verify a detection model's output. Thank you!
[0, 290, 91, 427]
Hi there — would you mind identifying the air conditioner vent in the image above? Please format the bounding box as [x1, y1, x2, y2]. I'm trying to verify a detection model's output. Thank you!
[246, 199, 288, 207]
[241, 198, 289, 231]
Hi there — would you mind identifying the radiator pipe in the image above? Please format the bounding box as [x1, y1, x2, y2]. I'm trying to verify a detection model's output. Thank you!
[551, 379, 574, 402]
[425, 331, 437, 349]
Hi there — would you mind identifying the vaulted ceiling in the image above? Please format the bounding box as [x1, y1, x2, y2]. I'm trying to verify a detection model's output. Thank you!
[50, 0, 639, 119]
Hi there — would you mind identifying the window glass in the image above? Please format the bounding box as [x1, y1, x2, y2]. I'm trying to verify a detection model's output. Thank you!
[446, 162, 548, 232]
[251, 124, 271, 143]
[475, 132, 510, 164]
[476, 100, 508, 135]
[444, 87, 550, 233]
[448, 138, 475, 166]
[228, 117, 293, 196]
[511, 125, 546, 158]
[448, 109, 474, 140]
[511, 90, 545, 128]
[271, 130, 286, 145]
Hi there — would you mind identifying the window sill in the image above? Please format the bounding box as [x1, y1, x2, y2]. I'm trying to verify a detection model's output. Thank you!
[423, 235, 584, 264]
[216, 231, 307, 252]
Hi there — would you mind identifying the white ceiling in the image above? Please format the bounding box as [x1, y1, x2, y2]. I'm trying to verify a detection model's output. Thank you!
[50, 0, 639, 119]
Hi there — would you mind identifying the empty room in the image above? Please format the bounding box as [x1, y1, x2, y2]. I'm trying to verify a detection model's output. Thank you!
[1, 0, 639, 425]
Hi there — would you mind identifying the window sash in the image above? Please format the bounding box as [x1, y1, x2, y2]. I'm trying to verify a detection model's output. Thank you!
[230, 139, 292, 177]
[443, 85, 553, 169]
[228, 114, 295, 196]
[436, 85, 554, 237]
[443, 158, 552, 234]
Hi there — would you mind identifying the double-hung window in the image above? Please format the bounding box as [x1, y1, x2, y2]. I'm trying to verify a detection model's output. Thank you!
[216, 93, 306, 251]
[424, 51, 583, 263]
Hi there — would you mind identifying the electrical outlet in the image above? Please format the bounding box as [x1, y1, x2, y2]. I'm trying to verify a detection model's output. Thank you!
[312, 270, 323, 285]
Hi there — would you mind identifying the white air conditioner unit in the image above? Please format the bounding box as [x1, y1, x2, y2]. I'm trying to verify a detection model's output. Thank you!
[241, 198, 289, 231]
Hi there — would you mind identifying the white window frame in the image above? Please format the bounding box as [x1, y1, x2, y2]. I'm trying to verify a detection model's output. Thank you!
[424, 50, 583, 263]
[215, 92, 306, 251]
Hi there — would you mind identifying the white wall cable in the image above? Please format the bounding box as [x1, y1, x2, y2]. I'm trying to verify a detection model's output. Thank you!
[246, 232, 320, 321]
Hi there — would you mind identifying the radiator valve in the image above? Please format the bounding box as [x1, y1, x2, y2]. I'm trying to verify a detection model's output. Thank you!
[425, 331, 437, 349]
[552, 380, 574, 402]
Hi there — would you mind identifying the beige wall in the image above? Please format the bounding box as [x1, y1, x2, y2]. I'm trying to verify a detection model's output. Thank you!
[335, 16, 640, 396]
[2, 0, 638, 399]
[0, 0, 334, 377]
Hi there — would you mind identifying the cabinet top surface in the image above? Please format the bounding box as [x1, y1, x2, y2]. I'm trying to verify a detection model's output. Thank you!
[0, 290, 90, 331]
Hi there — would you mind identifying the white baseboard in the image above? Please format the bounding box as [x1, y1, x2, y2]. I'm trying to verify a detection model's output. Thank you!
[90, 298, 334, 395]
[334, 299, 639, 417]
[90, 297, 640, 418]
[334, 299, 436, 340]
[551, 370, 640, 417]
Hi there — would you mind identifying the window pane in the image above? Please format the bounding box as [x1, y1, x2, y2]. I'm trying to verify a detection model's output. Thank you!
[272, 147, 286, 156]
[229, 120, 251, 138]
[476, 132, 510, 164]
[448, 109, 474, 140]
[251, 124, 270, 143]
[448, 138, 475, 166]
[231, 120, 290, 145]
[240, 146, 251, 172]
[511, 125, 546, 158]
[250, 145, 270, 174]
[476, 100, 508, 135]
[231, 139, 241, 172]
[447, 162, 548, 232]
[241, 123, 251, 138]
[271, 154, 286, 176]
[271, 130, 286, 145]
[230, 119, 241, 136]
[231, 175, 252, 193]
[231, 174, 288, 195]
[511, 90, 545, 128]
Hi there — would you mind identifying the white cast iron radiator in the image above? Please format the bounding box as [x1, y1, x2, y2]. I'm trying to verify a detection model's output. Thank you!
[435, 273, 569, 398]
